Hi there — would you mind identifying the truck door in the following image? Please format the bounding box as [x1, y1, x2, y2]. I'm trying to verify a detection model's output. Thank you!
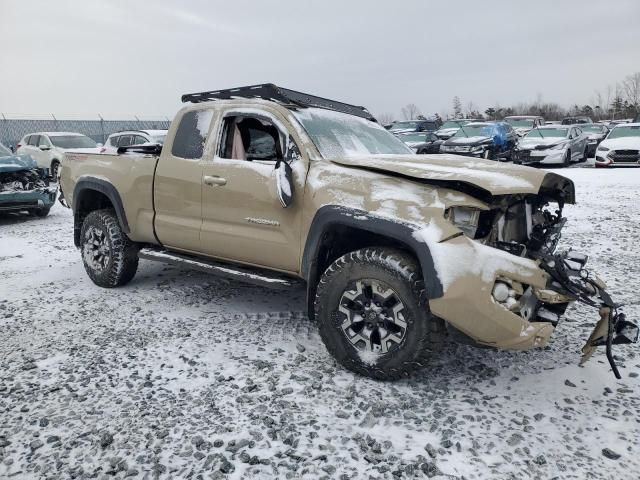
[153, 108, 214, 252]
[199, 108, 307, 273]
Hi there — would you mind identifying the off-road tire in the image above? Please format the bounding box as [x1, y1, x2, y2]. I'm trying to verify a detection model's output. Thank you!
[80, 209, 139, 288]
[314, 247, 444, 380]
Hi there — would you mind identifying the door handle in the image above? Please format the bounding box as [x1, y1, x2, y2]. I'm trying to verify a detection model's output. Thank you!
[203, 175, 227, 186]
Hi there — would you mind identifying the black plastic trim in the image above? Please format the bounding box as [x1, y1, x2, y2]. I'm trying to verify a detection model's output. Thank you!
[301, 205, 444, 300]
[72, 177, 129, 246]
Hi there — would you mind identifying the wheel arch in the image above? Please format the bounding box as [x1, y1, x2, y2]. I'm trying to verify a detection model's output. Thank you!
[72, 177, 129, 247]
[301, 205, 443, 319]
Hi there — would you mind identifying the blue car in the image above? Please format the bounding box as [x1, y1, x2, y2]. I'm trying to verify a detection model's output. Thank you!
[439, 121, 519, 160]
[0, 143, 57, 217]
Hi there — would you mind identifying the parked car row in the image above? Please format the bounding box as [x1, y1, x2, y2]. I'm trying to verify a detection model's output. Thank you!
[392, 115, 640, 167]
[12, 129, 168, 178]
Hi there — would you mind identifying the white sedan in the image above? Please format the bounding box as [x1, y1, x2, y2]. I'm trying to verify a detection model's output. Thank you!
[514, 125, 587, 166]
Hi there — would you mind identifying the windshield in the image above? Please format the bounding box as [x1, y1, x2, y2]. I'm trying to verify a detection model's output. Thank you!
[0, 143, 12, 156]
[399, 133, 429, 143]
[505, 118, 534, 128]
[581, 125, 605, 133]
[389, 121, 420, 131]
[50, 135, 97, 149]
[526, 128, 568, 139]
[441, 120, 464, 129]
[607, 125, 640, 139]
[293, 108, 413, 158]
[452, 124, 495, 138]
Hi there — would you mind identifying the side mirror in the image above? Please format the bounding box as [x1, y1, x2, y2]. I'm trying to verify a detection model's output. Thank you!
[275, 160, 294, 208]
[39, 145, 51, 151]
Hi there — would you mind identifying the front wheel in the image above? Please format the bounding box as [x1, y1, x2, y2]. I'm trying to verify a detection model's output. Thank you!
[80, 209, 139, 288]
[563, 149, 571, 167]
[314, 247, 443, 380]
[482, 148, 494, 160]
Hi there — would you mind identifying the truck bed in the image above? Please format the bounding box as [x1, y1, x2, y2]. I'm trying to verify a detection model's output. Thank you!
[61, 152, 160, 244]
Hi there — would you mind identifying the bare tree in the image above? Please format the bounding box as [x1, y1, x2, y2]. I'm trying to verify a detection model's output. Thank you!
[377, 112, 395, 125]
[622, 72, 640, 109]
[401, 103, 421, 120]
[452, 96, 462, 119]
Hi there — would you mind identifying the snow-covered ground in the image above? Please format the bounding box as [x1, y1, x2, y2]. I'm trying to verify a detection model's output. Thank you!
[1, 165, 638, 479]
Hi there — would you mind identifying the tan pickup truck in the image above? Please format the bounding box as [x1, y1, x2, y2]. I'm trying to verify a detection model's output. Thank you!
[60, 84, 636, 380]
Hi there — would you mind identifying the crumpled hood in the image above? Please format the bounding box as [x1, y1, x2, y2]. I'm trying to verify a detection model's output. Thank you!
[598, 137, 640, 151]
[0, 154, 38, 173]
[330, 154, 574, 201]
[444, 136, 492, 146]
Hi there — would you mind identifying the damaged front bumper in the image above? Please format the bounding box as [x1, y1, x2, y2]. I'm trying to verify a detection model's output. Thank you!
[427, 235, 637, 377]
[0, 168, 57, 213]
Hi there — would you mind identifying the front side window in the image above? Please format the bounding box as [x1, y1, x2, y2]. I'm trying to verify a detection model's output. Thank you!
[219, 115, 283, 161]
[133, 135, 147, 145]
[293, 108, 412, 158]
[28, 135, 40, 146]
[38, 136, 50, 147]
[108, 136, 119, 147]
[171, 109, 213, 159]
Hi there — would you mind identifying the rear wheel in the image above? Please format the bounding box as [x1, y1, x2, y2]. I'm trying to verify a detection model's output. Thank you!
[579, 146, 588, 162]
[80, 209, 139, 288]
[314, 247, 443, 380]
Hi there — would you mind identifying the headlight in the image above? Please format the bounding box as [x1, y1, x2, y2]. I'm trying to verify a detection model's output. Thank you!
[446, 206, 481, 238]
[551, 143, 567, 150]
[597, 146, 609, 152]
[470, 145, 484, 152]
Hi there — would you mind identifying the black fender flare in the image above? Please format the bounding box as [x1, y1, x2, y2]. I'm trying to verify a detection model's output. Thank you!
[302, 205, 444, 316]
[72, 177, 129, 246]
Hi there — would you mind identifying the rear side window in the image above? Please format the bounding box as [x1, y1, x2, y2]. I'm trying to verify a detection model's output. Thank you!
[171, 110, 213, 159]
[28, 135, 39, 146]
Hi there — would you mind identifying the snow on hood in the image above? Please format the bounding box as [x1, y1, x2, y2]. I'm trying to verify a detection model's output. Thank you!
[0, 154, 38, 173]
[329, 154, 560, 197]
[446, 136, 491, 145]
[519, 137, 566, 148]
[436, 128, 458, 135]
[599, 137, 640, 151]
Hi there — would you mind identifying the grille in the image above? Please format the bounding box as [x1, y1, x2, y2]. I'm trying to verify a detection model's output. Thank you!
[611, 150, 640, 163]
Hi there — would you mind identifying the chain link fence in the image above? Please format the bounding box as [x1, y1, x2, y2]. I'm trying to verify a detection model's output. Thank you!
[0, 116, 171, 149]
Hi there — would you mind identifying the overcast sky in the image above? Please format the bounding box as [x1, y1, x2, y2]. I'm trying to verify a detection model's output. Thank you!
[1, 0, 639, 120]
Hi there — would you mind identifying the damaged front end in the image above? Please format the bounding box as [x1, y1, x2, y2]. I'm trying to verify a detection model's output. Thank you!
[0, 154, 57, 215]
[430, 174, 637, 377]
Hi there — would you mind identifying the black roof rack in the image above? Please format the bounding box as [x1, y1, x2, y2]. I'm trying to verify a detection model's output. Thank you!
[180, 83, 376, 121]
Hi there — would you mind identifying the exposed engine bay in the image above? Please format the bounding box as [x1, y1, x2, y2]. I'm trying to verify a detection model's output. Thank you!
[0, 168, 51, 193]
[446, 192, 638, 378]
